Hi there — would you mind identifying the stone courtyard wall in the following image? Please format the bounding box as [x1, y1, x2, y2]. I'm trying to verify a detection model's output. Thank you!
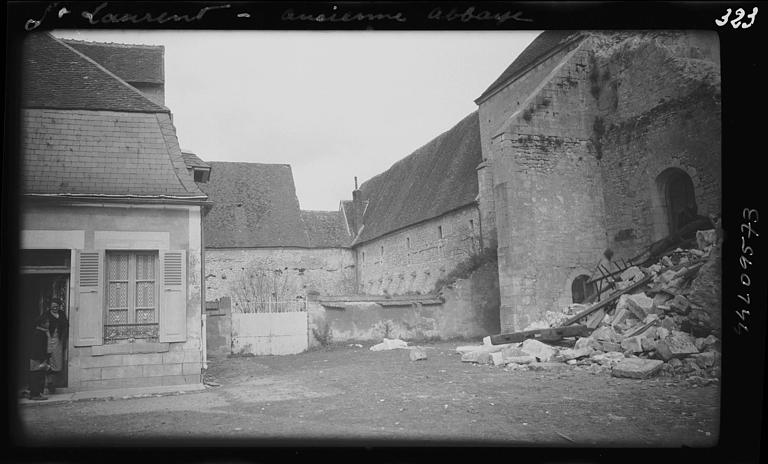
[355, 205, 482, 296]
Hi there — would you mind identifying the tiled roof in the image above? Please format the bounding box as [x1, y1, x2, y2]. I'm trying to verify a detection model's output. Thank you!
[475, 30, 584, 103]
[301, 210, 352, 247]
[181, 150, 211, 169]
[354, 111, 481, 244]
[22, 109, 204, 197]
[198, 162, 310, 248]
[21, 33, 168, 113]
[62, 39, 164, 84]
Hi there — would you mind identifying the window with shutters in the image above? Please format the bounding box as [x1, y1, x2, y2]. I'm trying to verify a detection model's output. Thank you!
[104, 251, 159, 344]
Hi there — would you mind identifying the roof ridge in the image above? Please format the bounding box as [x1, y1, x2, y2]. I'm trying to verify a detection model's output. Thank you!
[60, 38, 164, 50]
[359, 110, 478, 191]
[208, 161, 292, 167]
[50, 33, 169, 113]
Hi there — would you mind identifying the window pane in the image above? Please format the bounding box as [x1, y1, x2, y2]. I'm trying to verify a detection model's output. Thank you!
[108, 282, 128, 308]
[107, 309, 128, 324]
[136, 254, 155, 280]
[136, 309, 155, 323]
[135, 282, 155, 307]
[108, 253, 129, 280]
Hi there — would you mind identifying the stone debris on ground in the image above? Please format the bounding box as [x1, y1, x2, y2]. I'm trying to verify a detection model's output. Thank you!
[370, 338, 409, 351]
[409, 347, 428, 361]
[458, 231, 721, 382]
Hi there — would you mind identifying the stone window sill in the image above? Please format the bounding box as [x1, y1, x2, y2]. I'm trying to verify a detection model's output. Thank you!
[91, 342, 170, 356]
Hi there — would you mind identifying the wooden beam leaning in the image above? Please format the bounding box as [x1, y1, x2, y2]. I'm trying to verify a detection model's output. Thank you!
[489, 325, 592, 345]
[561, 274, 654, 327]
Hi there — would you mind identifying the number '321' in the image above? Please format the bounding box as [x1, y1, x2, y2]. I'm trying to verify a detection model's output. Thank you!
[716, 7, 758, 28]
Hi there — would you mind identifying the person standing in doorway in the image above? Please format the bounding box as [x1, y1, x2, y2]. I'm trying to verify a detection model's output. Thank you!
[29, 315, 50, 401]
[45, 298, 68, 394]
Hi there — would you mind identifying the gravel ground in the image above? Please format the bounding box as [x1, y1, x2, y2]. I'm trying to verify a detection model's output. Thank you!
[15, 341, 719, 446]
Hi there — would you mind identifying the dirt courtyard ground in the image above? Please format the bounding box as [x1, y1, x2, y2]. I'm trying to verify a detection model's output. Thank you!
[16, 341, 719, 446]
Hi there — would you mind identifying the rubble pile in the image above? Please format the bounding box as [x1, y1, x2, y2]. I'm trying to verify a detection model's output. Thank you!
[460, 230, 722, 383]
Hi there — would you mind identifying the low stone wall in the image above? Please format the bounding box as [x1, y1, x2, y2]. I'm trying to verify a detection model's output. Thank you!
[307, 261, 500, 347]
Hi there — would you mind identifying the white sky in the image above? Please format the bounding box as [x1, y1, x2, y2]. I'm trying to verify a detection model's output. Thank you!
[52, 30, 540, 210]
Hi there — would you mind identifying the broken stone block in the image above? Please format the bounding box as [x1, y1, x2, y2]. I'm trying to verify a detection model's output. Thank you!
[621, 293, 653, 320]
[590, 351, 625, 366]
[700, 335, 721, 352]
[655, 331, 699, 361]
[370, 338, 408, 351]
[656, 327, 669, 340]
[504, 355, 537, 365]
[668, 295, 692, 314]
[591, 326, 621, 343]
[483, 336, 492, 346]
[558, 347, 594, 361]
[501, 346, 530, 358]
[652, 294, 672, 312]
[620, 336, 644, 354]
[461, 350, 492, 364]
[690, 352, 717, 369]
[609, 305, 632, 329]
[566, 359, 578, 365]
[611, 358, 664, 379]
[647, 264, 662, 275]
[661, 256, 674, 268]
[597, 341, 621, 352]
[660, 317, 678, 332]
[696, 229, 717, 250]
[521, 339, 558, 362]
[620, 266, 645, 283]
[641, 337, 657, 352]
[574, 337, 601, 351]
[456, 344, 513, 355]
[490, 351, 505, 366]
[668, 358, 683, 369]
[682, 358, 702, 373]
[409, 347, 427, 361]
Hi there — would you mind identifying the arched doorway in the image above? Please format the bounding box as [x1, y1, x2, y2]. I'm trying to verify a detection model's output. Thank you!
[664, 169, 697, 235]
[571, 275, 595, 304]
[653, 167, 698, 238]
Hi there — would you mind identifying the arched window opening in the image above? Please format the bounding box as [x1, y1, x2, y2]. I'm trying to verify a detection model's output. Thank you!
[571, 274, 596, 304]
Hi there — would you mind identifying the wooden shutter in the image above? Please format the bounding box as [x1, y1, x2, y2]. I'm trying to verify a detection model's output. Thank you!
[159, 250, 187, 343]
[74, 250, 104, 347]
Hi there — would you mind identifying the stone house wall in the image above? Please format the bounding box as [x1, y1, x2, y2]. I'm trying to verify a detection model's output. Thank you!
[205, 247, 357, 308]
[21, 203, 204, 391]
[354, 205, 481, 296]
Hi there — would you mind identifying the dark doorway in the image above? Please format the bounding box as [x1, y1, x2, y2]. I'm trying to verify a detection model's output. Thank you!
[665, 170, 697, 235]
[571, 275, 596, 304]
[18, 250, 71, 392]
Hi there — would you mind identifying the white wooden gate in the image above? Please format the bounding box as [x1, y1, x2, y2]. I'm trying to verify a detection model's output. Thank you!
[231, 301, 308, 355]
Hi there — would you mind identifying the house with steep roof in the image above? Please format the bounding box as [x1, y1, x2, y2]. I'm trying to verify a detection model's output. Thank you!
[18, 33, 209, 393]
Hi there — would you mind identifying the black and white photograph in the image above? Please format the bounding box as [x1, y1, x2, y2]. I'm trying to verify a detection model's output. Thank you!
[4, 0, 764, 458]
